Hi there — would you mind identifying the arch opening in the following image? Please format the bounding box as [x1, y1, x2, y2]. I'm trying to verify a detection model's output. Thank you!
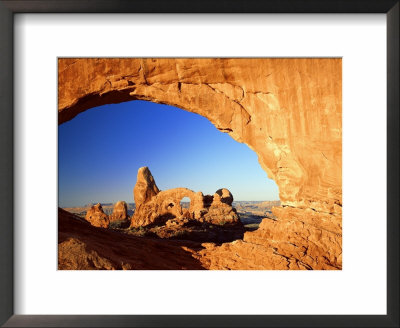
[180, 197, 191, 209]
[58, 58, 342, 270]
[59, 99, 280, 239]
[179, 196, 191, 218]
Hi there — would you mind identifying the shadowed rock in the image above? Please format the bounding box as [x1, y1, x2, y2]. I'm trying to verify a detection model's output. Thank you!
[214, 188, 233, 205]
[58, 208, 205, 270]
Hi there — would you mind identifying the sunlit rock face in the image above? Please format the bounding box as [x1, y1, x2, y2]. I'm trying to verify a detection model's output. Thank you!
[59, 58, 342, 270]
[130, 167, 241, 227]
[198, 207, 342, 270]
[133, 166, 160, 212]
[109, 201, 129, 222]
[85, 203, 110, 228]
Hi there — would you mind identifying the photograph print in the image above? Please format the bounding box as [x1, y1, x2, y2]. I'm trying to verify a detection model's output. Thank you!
[58, 58, 342, 270]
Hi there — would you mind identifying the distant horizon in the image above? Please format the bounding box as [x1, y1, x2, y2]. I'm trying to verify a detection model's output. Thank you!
[62, 199, 281, 208]
[59, 100, 280, 207]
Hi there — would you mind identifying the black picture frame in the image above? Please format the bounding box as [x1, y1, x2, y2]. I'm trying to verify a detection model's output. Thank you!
[0, 1, 398, 327]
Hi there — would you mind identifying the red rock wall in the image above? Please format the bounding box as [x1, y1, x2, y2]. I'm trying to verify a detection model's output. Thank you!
[58, 58, 342, 269]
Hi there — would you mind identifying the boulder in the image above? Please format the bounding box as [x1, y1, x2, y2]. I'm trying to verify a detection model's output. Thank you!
[215, 188, 233, 205]
[85, 203, 110, 228]
[109, 201, 129, 222]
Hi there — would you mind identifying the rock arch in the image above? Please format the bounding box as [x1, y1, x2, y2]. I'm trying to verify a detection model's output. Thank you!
[130, 166, 241, 228]
[131, 186, 202, 227]
[153, 188, 201, 219]
[58, 58, 342, 269]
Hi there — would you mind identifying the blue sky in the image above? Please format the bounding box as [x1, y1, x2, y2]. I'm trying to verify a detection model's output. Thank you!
[58, 100, 279, 207]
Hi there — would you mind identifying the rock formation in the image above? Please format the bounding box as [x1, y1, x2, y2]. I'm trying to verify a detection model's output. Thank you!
[58, 208, 204, 270]
[108, 200, 131, 229]
[59, 58, 342, 270]
[198, 206, 342, 270]
[109, 201, 129, 222]
[85, 203, 110, 228]
[130, 167, 241, 228]
[133, 167, 160, 212]
[214, 188, 233, 205]
[200, 189, 239, 225]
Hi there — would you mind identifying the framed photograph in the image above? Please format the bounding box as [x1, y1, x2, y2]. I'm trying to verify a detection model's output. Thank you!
[1, 1, 398, 327]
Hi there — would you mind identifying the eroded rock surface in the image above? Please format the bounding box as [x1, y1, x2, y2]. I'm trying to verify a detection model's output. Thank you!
[58, 58, 341, 213]
[85, 203, 110, 228]
[108, 201, 130, 228]
[109, 201, 129, 222]
[58, 208, 204, 270]
[198, 206, 342, 270]
[133, 167, 160, 212]
[59, 58, 342, 270]
[130, 167, 241, 228]
[201, 190, 239, 225]
[215, 188, 233, 205]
